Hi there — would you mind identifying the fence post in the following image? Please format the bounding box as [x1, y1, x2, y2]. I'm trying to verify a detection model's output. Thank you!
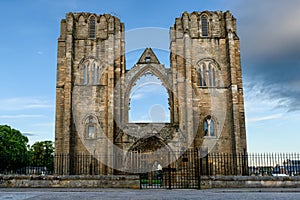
[195, 148, 201, 189]
[168, 151, 171, 189]
[206, 153, 209, 175]
[242, 149, 248, 176]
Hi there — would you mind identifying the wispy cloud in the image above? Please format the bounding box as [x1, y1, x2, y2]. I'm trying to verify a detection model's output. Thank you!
[32, 122, 54, 127]
[233, 0, 300, 112]
[130, 75, 168, 100]
[0, 114, 45, 119]
[0, 97, 54, 111]
[247, 114, 282, 123]
[131, 93, 144, 100]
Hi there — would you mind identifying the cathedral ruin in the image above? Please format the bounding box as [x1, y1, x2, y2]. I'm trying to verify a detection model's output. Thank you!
[55, 11, 247, 175]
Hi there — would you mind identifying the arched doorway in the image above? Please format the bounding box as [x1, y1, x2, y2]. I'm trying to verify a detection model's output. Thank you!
[125, 136, 174, 188]
[125, 136, 173, 173]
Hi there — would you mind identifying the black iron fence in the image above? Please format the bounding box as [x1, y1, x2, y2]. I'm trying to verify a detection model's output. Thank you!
[0, 153, 54, 175]
[1, 151, 300, 179]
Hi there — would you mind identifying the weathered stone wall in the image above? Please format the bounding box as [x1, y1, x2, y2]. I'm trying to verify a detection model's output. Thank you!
[201, 176, 300, 189]
[0, 175, 140, 189]
[1, 175, 300, 189]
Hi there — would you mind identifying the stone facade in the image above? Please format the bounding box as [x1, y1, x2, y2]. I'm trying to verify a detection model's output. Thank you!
[55, 11, 247, 175]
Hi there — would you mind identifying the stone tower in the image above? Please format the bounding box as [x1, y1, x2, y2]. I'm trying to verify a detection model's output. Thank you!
[55, 11, 247, 175]
[170, 11, 247, 156]
[55, 12, 125, 174]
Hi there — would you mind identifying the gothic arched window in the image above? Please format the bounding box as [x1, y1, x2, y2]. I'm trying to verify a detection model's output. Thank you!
[89, 16, 96, 39]
[81, 59, 101, 85]
[204, 115, 215, 137]
[85, 115, 97, 139]
[197, 59, 219, 87]
[201, 15, 209, 37]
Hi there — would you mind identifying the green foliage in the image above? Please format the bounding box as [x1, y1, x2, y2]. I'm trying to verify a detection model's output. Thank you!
[28, 141, 54, 172]
[0, 125, 29, 172]
[0, 125, 55, 174]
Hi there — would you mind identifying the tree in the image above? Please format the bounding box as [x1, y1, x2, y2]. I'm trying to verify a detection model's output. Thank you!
[29, 141, 54, 173]
[0, 125, 29, 173]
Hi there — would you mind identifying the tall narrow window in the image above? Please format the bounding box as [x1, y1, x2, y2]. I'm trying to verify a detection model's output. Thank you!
[89, 16, 96, 39]
[198, 68, 202, 86]
[87, 64, 90, 85]
[212, 68, 216, 87]
[204, 119, 209, 136]
[201, 15, 208, 37]
[93, 63, 97, 85]
[83, 65, 87, 85]
[202, 65, 207, 86]
[210, 120, 215, 136]
[88, 125, 95, 138]
[85, 115, 97, 139]
[97, 67, 101, 84]
[204, 116, 215, 137]
[208, 65, 212, 86]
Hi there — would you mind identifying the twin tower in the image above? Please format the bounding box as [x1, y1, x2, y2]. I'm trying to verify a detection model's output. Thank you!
[55, 11, 247, 175]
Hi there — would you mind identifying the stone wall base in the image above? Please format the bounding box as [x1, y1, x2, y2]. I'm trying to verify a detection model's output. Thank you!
[1, 175, 300, 189]
[0, 175, 140, 189]
[201, 176, 300, 189]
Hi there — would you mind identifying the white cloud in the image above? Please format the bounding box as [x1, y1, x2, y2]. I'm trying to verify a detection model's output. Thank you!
[0, 97, 53, 111]
[32, 122, 55, 127]
[130, 93, 144, 100]
[247, 114, 282, 123]
[0, 114, 45, 119]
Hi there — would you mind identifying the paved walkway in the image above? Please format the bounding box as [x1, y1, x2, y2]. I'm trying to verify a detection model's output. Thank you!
[1, 188, 300, 200]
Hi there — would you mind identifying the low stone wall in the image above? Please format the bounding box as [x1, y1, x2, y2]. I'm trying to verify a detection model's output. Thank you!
[0, 175, 140, 189]
[201, 176, 300, 189]
[1, 175, 300, 189]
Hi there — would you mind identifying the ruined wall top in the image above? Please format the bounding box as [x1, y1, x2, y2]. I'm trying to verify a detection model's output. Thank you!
[59, 12, 124, 40]
[170, 10, 238, 40]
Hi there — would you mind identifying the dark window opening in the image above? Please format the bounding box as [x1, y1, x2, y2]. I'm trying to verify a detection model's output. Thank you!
[198, 68, 202, 86]
[201, 15, 208, 37]
[89, 16, 96, 39]
[204, 115, 215, 137]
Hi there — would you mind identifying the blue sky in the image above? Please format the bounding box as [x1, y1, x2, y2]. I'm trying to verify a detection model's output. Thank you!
[0, 0, 300, 152]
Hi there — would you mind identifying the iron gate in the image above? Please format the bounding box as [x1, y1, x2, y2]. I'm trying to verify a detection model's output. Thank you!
[139, 150, 201, 189]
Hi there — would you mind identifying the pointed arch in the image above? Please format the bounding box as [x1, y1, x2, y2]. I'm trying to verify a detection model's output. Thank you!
[123, 64, 173, 124]
[197, 58, 220, 87]
[82, 114, 99, 139]
[203, 115, 216, 137]
[89, 15, 96, 39]
[124, 136, 175, 172]
[79, 57, 103, 85]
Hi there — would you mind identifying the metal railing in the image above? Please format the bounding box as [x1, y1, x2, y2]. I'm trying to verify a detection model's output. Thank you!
[0, 153, 54, 175]
[1, 152, 300, 178]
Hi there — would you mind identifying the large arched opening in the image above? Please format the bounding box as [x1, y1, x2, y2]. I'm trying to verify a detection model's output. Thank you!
[129, 72, 170, 123]
[123, 64, 173, 125]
